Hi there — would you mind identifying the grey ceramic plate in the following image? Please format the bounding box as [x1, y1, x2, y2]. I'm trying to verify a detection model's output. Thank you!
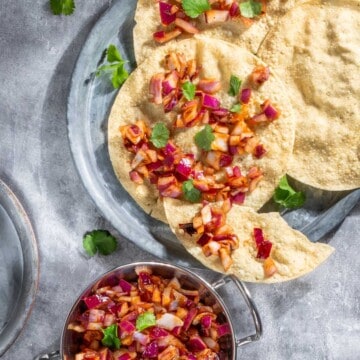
[67, 0, 360, 265]
[0, 178, 39, 356]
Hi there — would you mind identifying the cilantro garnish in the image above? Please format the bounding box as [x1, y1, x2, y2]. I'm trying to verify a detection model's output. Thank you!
[136, 311, 156, 331]
[182, 81, 196, 101]
[150, 123, 170, 148]
[228, 75, 242, 96]
[273, 176, 306, 209]
[83, 230, 117, 257]
[230, 103, 242, 113]
[102, 324, 121, 349]
[194, 125, 215, 151]
[96, 45, 129, 89]
[240, 0, 262, 18]
[182, 180, 201, 203]
[50, 0, 75, 15]
[182, 0, 211, 18]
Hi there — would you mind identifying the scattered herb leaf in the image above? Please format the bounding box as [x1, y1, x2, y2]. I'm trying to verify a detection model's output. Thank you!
[230, 103, 242, 113]
[228, 75, 242, 96]
[194, 125, 215, 151]
[182, 81, 196, 101]
[50, 0, 75, 15]
[182, 180, 201, 203]
[273, 176, 306, 209]
[182, 0, 211, 18]
[106, 44, 123, 63]
[136, 311, 156, 331]
[83, 230, 117, 257]
[150, 123, 170, 148]
[96, 44, 129, 89]
[102, 324, 121, 349]
[240, 0, 262, 18]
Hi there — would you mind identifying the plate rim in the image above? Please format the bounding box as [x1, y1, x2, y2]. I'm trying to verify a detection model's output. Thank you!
[0, 178, 39, 356]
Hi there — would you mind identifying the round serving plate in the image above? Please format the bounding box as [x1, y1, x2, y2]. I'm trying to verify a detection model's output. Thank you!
[67, 0, 360, 265]
[0, 178, 39, 356]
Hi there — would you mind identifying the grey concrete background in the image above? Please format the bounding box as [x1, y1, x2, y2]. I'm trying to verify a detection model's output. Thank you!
[0, 1, 359, 359]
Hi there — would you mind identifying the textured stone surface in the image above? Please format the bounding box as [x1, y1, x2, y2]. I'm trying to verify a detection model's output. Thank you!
[0, 0, 359, 359]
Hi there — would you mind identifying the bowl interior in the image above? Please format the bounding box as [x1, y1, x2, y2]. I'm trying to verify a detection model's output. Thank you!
[61, 262, 235, 359]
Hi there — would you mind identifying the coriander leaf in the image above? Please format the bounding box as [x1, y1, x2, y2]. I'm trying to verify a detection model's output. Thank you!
[182, 0, 211, 18]
[228, 75, 242, 96]
[96, 45, 129, 89]
[83, 234, 97, 257]
[182, 180, 201, 203]
[112, 64, 129, 89]
[50, 0, 75, 15]
[107, 44, 123, 63]
[136, 311, 156, 331]
[273, 175, 306, 209]
[240, 0, 262, 19]
[150, 123, 170, 148]
[230, 103, 242, 113]
[82, 230, 117, 257]
[182, 81, 196, 101]
[102, 324, 121, 349]
[194, 125, 215, 151]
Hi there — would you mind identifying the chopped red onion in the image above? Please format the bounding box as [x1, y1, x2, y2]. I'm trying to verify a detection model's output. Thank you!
[240, 88, 251, 104]
[182, 308, 198, 331]
[231, 192, 245, 205]
[202, 94, 220, 109]
[143, 341, 159, 358]
[264, 103, 279, 120]
[257, 240, 272, 259]
[229, 2, 240, 17]
[159, 2, 176, 25]
[217, 323, 231, 337]
[253, 228, 264, 247]
[83, 294, 109, 310]
[188, 336, 208, 352]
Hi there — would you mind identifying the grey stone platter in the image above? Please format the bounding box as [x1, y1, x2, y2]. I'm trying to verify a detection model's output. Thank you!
[67, 0, 360, 265]
[0, 178, 39, 356]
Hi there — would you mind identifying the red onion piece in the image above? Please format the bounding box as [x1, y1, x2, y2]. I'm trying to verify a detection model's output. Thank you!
[119, 320, 135, 336]
[188, 336, 208, 352]
[264, 103, 279, 120]
[159, 2, 176, 25]
[164, 142, 176, 155]
[83, 294, 109, 310]
[240, 88, 251, 104]
[139, 271, 152, 285]
[176, 158, 192, 180]
[233, 166, 241, 177]
[229, 2, 240, 17]
[182, 308, 198, 331]
[197, 233, 212, 246]
[202, 94, 220, 109]
[219, 154, 233, 167]
[254, 144, 267, 159]
[143, 341, 159, 358]
[253, 228, 264, 247]
[229, 145, 238, 155]
[217, 323, 231, 337]
[150, 327, 169, 339]
[201, 315, 212, 329]
[231, 192, 245, 205]
[257, 240, 272, 259]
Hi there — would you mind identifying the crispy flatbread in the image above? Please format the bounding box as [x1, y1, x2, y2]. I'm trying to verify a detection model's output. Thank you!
[257, 0, 360, 190]
[108, 37, 295, 222]
[164, 198, 334, 283]
[133, 0, 305, 63]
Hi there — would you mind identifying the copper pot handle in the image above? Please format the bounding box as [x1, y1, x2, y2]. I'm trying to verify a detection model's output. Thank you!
[212, 274, 262, 347]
